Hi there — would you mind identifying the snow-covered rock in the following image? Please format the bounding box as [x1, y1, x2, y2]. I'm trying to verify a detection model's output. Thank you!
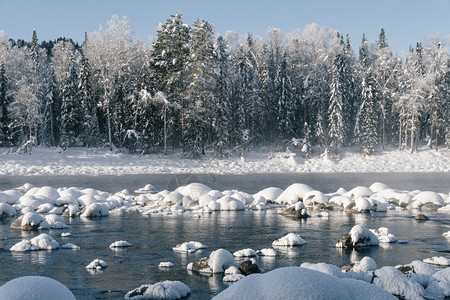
[275, 183, 314, 204]
[351, 256, 377, 272]
[369, 182, 390, 193]
[81, 203, 109, 217]
[10, 212, 50, 230]
[213, 267, 395, 300]
[396, 260, 437, 287]
[336, 225, 379, 248]
[345, 186, 373, 199]
[0, 189, 23, 204]
[425, 267, 450, 299]
[158, 262, 174, 268]
[0, 202, 16, 217]
[354, 197, 373, 212]
[191, 249, 234, 274]
[223, 274, 245, 282]
[253, 187, 284, 202]
[233, 248, 257, 257]
[176, 182, 212, 200]
[124, 281, 191, 300]
[61, 243, 80, 249]
[373, 266, 425, 299]
[173, 241, 207, 253]
[371, 227, 398, 243]
[0, 276, 75, 300]
[272, 233, 306, 247]
[10, 233, 60, 251]
[109, 240, 132, 248]
[423, 256, 450, 266]
[135, 184, 156, 194]
[303, 190, 329, 206]
[411, 191, 445, 210]
[86, 259, 108, 270]
[300, 262, 345, 278]
[256, 248, 277, 257]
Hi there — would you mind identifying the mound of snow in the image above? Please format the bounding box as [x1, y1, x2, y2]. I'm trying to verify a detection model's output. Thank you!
[253, 187, 284, 201]
[45, 214, 69, 229]
[369, 182, 390, 193]
[109, 240, 132, 248]
[352, 256, 377, 272]
[272, 233, 306, 247]
[0, 276, 75, 300]
[345, 186, 373, 199]
[223, 274, 245, 282]
[10, 233, 60, 251]
[35, 186, 60, 201]
[158, 262, 174, 268]
[374, 266, 425, 299]
[355, 197, 372, 212]
[0, 203, 16, 217]
[81, 203, 109, 217]
[233, 248, 257, 257]
[135, 184, 156, 194]
[61, 243, 80, 249]
[300, 262, 345, 278]
[224, 266, 241, 275]
[371, 227, 398, 243]
[124, 281, 191, 300]
[10, 212, 50, 230]
[303, 190, 328, 206]
[173, 241, 207, 253]
[396, 260, 436, 287]
[411, 191, 445, 209]
[86, 259, 107, 270]
[176, 183, 212, 200]
[425, 267, 450, 299]
[208, 249, 235, 273]
[217, 196, 246, 211]
[275, 183, 314, 204]
[0, 189, 23, 204]
[329, 195, 353, 208]
[423, 256, 450, 266]
[336, 225, 379, 248]
[212, 267, 395, 300]
[256, 248, 277, 257]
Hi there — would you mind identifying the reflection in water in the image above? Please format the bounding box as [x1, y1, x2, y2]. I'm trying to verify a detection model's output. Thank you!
[1, 209, 450, 299]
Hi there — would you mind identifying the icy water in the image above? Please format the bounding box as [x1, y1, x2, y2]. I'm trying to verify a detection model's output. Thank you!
[0, 173, 449, 299]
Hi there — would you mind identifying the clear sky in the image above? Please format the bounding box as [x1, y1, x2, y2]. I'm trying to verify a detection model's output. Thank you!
[0, 0, 449, 53]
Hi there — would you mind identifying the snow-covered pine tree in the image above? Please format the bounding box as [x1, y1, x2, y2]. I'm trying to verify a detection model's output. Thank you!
[328, 53, 345, 155]
[79, 46, 100, 147]
[184, 19, 216, 158]
[359, 33, 370, 69]
[276, 51, 295, 140]
[0, 62, 8, 145]
[60, 52, 81, 148]
[358, 69, 378, 155]
[213, 36, 233, 156]
[42, 69, 60, 146]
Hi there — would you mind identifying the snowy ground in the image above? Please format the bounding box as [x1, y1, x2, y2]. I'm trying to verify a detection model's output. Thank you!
[1, 145, 449, 176]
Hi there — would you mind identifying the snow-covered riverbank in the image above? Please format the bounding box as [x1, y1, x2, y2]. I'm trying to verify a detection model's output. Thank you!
[1, 146, 449, 176]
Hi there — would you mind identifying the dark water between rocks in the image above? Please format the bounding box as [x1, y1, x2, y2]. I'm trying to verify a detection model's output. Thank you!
[0, 173, 449, 299]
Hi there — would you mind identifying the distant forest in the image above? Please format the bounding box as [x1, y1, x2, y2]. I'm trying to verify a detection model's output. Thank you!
[0, 14, 449, 158]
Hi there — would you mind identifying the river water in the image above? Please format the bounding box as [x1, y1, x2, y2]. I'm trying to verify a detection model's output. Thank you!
[0, 173, 449, 299]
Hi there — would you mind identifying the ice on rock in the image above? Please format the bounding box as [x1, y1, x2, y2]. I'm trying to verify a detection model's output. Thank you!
[10, 233, 60, 251]
[173, 241, 207, 253]
[233, 248, 257, 257]
[213, 267, 395, 300]
[275, 183, 314, 205]
[86, 259, 108, 270]
[272, 233, 306, 247]
[256, 248, 277, 257]
[0, 276, 76, 300]
[124, 281, 191, 300]
[371, 227, 398, 243]
[443, 231, 450, 238]
[109, 240, 132, 248]
[374, 266, 425, 299]
[423, 256, 450, 266]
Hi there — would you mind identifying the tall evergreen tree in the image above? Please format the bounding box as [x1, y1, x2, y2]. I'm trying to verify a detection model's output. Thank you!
[0, 62, 9, 145]
[42, 70, 60, 146]
[60, 53, 81, 148]
[328, 54, 345, 155]
[357, 70, 378, 154]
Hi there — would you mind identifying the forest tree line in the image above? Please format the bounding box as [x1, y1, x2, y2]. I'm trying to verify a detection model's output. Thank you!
[0, 14, 449, 158]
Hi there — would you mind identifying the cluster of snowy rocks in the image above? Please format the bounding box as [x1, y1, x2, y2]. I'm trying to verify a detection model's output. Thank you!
[1, 181, 449, 223]
[1, 181, 450, 299]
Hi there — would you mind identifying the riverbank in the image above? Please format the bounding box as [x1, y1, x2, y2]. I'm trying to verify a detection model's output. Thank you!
[1, 145, 449, 176]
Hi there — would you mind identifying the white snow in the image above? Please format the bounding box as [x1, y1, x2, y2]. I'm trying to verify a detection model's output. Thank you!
[173, 241, 207, 253]
[81, 203, 109, 217]
[212, 267, 395, 300]
[352, 256, 377, 272]
[373, 266, 425, 299]
[0, 202, 16, 217]
[256, 248, 277, 257]
[61, 243, 80, 249]
[109, 240, 132, 248]
[371, 227, 398, 243]
[275, 183, 314, 204]
[336, 225, 379, 248]
[443, 231, 450, 238]
[423, 256, 450, 266]
[124, 281, 191, 300]
[224, 266, 241, 275]
[223, 274, 245, 282]
[86, 259, 108, 270]
[10, 233, 60, 251]
[0, 276, 76, 300]
[411, 191, 445, 209]
[158, 262, 174, 268]
[204, 249, 235, 273]
[425, 267, 450, 299]
[300, 262, 345, 278]
[233, 248, 256, 257]
[272, 233, 306, 247]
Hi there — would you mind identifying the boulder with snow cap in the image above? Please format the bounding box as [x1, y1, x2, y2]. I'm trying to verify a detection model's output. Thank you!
[253, 187, 284, 202]
[10, 212, 50, 230]
[425, 267, 450, 299]
[176, 182, 212, 200]
[124, 280, 191, 300]
[371, 227, 398, 243]
[0, 203, 16, 218]
[280, 203, 309, 219]
[191, 249, 234, 274]
[345, 186, 373, 199]
[374, 266, 425, 299]
[0, 276, 75, 300]
[369, 182, 390, 193]
[81, 203, 109, 217]
[35, 186, 60, 201]
[336, 225, 379, 248]
[0, 189, 23, 204]
[238, 260, 261, 276]
[411, 191, 445, 211]
[275, 183, 314, 205]
[272, 233, 306, 247]
[303, 190, 329, 206]
[396, 260, 437, 287]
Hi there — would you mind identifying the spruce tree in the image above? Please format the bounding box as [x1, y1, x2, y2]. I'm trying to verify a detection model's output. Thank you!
[358, 70, 378, 155]
[60, 53, 81, 148]
[0, 62, 8, 145]
[328, 54, 345, 155]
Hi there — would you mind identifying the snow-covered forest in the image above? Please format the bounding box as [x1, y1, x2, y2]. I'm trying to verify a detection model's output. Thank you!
[0, 14, 449, 158]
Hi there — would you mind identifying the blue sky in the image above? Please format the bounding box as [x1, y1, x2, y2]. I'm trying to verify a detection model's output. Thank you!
[0, 0, 449, 53]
